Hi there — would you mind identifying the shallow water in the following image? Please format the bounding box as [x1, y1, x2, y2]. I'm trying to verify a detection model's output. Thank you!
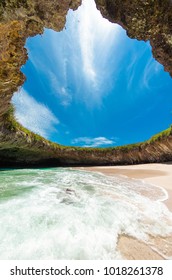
[0, 168, 172, 259]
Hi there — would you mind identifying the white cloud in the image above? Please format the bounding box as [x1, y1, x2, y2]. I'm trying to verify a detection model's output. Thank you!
[25, 0, 121, 109]
[72, 136, 116, 147]
[77, 0, 120, 100]
[142, 57, 161, 89]
[60, 87, 72, 107]
[49, 71, 72, 107]
[78, 0, 97, 86]
[12, 89, 59, 138]
[127, 54, 138, 90]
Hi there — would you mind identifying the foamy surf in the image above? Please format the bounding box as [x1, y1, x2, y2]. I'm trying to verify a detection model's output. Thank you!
[0, 168, 171, 259]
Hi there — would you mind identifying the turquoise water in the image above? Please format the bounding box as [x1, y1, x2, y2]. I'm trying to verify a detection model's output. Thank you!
[0, 168, 172, 259]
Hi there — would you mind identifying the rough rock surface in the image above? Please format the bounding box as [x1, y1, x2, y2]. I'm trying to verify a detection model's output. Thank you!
[95, 0, 172, 76]
[0, 0, 172, 167]
[1, 132, 172, 168]
[0, 122, 172, 167]
[0, 0, 81, 118]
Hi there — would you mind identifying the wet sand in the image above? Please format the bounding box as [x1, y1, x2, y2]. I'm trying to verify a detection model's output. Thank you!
[76, 163, 172, 260]
[78, 164, 172, 211]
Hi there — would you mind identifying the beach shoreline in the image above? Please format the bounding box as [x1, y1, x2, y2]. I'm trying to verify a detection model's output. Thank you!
[77, 163, 172, 212]
[75, 163, 172, 260]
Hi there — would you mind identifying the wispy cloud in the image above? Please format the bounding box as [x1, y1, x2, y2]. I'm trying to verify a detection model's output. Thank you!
[26, 36, 73, 108]
[78, 0, 97, 86]
[142, 57, 162, 89]
[48, 71, 72, 107]
[72, 136, 116, 147]
[77, 0, 120, 104]
[12, 89, 59, 138]
[25, 0, 121, 109]
[127, 54, 139, 90]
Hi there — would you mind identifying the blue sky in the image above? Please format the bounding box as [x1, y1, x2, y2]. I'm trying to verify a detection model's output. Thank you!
[12, 0, 172, 147]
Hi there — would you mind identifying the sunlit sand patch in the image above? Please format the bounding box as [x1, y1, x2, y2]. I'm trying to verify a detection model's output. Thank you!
[117, 234, 172, 260]
[148, 235, 172, 259]
[117, 235, 164, 260]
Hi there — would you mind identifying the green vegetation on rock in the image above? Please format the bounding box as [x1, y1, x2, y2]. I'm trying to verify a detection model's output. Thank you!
[0, 0, 172, 167]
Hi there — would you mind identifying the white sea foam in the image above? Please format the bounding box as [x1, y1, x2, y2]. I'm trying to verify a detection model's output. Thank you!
[0, 168, 172, 259]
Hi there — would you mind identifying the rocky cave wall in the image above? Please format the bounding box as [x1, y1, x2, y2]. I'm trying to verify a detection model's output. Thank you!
[0, 0, 81, 118]
[95, 0, 172, 76]
[0, 0, 172, 167]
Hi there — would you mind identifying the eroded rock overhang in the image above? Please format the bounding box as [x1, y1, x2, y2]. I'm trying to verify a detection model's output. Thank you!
[95, 0, 172, 76]
[0, 0, 172, 167]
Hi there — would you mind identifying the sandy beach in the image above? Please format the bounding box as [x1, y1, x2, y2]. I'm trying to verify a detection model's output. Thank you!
[77, 163, 172, 260]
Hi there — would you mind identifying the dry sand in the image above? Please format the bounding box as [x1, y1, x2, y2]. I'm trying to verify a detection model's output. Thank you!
[77, 163, 172, 260]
